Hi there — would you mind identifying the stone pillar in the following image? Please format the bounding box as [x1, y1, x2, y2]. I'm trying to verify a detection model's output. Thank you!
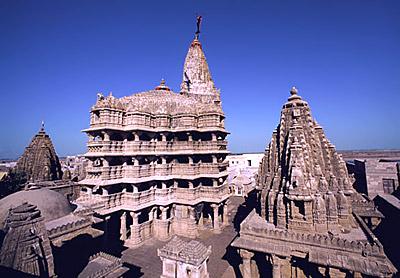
[102, 131, 110, 141]
[212, 133, 217, 141]
[161, 207, 168, 220]
[102, 188, 108, 196]
[132, 157, 139, 166]
[213, 179, 218, 187]
[198, 211, 204, 228]
[156, 206, 170, 240]
[102, 158, 109, 167]
[188, 156, 193, 164]
[161, 157, 166, 164]
[239, 249, 254, 278]
[271, 255, 282, 278]
[211, 204, 221, 233]
[149, 209, 154, 221]
[104, 215, 111, 240]
[161, 133, 166, 141]
[212, 155, 217, 163]
[270, 255, 291, 278]
[161, 182, 167, 189]
[133, 132, 139, 141]
[120, 212, 127, 241]
[329, 268, 347, 278]
[223, 202, 229, 226]
[129, 211, 142, 246]
[187, 132, 193, 142]
[188, 181, 194, 189]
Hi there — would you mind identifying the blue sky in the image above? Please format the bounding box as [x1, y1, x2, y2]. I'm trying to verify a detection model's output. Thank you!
[1, 0, 399, 159]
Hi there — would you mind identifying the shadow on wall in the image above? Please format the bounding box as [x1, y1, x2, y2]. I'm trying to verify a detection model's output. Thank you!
[374, 195, 400, 277]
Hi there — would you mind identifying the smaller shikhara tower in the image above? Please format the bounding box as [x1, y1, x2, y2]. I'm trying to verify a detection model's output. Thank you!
[232, 88, 396, 278]
[14, 123, 62, 182]
[78, 20, 230, 246]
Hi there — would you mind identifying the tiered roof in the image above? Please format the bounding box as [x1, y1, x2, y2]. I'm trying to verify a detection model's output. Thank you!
[14, 123, 62, 182]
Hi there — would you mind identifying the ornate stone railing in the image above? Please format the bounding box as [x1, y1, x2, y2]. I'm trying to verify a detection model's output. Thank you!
[85, 162, 228, 181]
[241, 211, 385, 258]
[86, 140, 228, 154]
[78, 184, 230, 212]
[89, 113, 224, 130]
[47, 218, 92, 239]
[86, 252, 124, 278]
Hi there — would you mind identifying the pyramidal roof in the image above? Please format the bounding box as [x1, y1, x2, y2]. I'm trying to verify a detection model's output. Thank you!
[180, 21, 220, 104]
[258, 87, 377, 233]
[15, 123, 62, 182]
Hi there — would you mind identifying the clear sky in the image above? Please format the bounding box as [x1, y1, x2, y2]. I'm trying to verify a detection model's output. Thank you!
[1, 0, 399, 159]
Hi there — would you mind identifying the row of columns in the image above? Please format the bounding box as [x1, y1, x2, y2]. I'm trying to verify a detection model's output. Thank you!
[92, 156, 222, 167]
[120, 206, 172, 244]
[90, 131, 222, 143]
[238, 249, 359, 278]
[119, 201, 230, 241]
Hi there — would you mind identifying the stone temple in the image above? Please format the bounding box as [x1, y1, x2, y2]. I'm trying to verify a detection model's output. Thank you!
[77, 27, 230, 247]
[232, 87, 396, 277]
[14, 123, 62, 182]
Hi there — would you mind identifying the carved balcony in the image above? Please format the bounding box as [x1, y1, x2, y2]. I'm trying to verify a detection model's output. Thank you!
[78, 183, 231, 213]
[85, 162, 228, 181]
[86, 140, 228, 155]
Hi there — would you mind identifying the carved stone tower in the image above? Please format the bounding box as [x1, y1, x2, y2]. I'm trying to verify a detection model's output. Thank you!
[232, 87, 396, 278]
[0, 202, 55, 277]
[14, 123, 62, 182]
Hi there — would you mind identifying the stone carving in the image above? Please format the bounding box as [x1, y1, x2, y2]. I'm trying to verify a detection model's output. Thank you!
[0, 202, 55, 277]
[14, 123, 62, 182]
[158, 236, 211, 278]
[78, 20, 230, 248]
[232, 87, 397, 277]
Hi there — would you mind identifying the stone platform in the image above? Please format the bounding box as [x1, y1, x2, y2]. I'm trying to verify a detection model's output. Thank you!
[121, 196, 250, 277]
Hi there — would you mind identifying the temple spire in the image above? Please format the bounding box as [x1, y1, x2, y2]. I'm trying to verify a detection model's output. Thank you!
[181, 16, 219, 102]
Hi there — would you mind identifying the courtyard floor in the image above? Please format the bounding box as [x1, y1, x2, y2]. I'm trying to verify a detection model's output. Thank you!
[120, 196, 253, 277]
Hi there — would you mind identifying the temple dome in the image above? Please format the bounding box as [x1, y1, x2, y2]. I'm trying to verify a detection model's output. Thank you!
[0, 188, 74, 229]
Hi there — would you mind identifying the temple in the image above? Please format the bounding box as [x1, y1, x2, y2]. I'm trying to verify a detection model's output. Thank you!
[232, 87, 397, 277]
[77, 28, 230, 246]
[14, 123, 62, 182]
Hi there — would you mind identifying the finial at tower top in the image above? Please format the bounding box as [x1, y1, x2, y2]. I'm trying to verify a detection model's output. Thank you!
[195, 15, 202, 39]
[40, 121, 45, 133]
[290, 86, 298, 95]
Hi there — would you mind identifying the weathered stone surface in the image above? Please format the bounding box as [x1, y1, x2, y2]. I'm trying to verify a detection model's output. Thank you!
[14, 123, 62, 182]
[77, 24, 230, 248]
[158, 236, 211, 278]
[232, 87, 397, 277]
[0, 202, 55, 277]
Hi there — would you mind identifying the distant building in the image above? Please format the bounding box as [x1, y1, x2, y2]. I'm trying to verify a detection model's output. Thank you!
[227, 153, 263, 196]
[232, 87, 396, 277]
[347, 158, 400, 199]
[61, 155, 88, 181]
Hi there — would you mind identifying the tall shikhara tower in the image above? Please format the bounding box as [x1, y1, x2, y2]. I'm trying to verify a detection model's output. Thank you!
[78, 21, 230, 246]
[232, 88, 396, 278]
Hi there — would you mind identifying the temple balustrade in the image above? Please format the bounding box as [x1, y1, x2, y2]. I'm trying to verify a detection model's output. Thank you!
[240, 213, 385, 259]
[47, 218, 92, 240]
[86, 140, 228, 154]
[77, 184, 230, 213]
[89, 111, 224, 130]
[85, 162, 228, 181]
